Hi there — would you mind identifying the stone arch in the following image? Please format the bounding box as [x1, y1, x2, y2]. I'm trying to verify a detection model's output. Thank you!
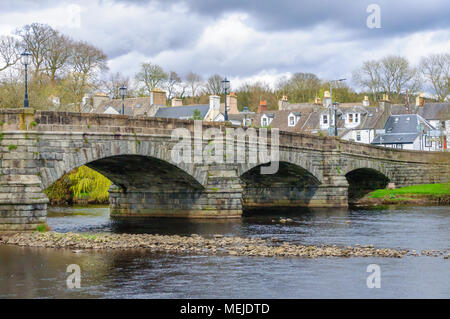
[38, 137, 206, 190]
[345, 167, 390, 203]
[239, 160, 322, 210]
[237, 149, 323, 184]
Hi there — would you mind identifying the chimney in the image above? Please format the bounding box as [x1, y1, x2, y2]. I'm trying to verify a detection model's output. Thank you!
[323, 91, 331, 108]
[258, 100, 268, 114]
[226, 92, 239, 114]
[314, 97, 322, 105]
[377, 94, 392, 129]
[209, 95, 220, 111]
[171, 97, 183, 107]
[150, 89, 167, 105]
[415, 92, 424, 107]
[363, 96, 370, 107]
[278, 95, 289, 110]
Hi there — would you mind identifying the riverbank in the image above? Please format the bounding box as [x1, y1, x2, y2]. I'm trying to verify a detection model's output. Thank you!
[1, 232, 448, 259]
[354, 183, 450, 207]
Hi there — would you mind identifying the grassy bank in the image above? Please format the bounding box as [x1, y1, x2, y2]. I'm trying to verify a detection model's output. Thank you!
[45, 166, 112, 205]
[369, 183, 450, 199]
[356, 183, 450, 206]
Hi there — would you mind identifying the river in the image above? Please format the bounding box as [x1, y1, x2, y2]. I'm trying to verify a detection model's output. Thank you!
[0, 206, 449, 298]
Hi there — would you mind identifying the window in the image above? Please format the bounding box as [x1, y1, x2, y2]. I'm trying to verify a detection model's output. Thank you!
[355, 113, 359, 123]
[425, 136, 432, 147]
[356, 132, 361, 142]
[349, 114, 353, 123]
[262, 117, 268, 127]
[289, 116, 295, 126]
[322, 115, 328, 124]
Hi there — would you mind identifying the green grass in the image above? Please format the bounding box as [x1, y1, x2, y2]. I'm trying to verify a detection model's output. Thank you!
[369, 183, 450, 199]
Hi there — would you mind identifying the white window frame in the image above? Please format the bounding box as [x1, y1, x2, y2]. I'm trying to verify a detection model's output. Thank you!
[288, 115, 295, 127]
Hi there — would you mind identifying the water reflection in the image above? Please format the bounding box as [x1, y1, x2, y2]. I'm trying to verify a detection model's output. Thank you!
[0, 205, 448, 298]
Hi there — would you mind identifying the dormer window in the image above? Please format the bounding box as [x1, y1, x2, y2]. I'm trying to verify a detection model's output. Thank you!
[289, 116, 295, 126]
[262, 117, 268, 127]
[355, 113, 359, 123]
[322, 114, 328, 125]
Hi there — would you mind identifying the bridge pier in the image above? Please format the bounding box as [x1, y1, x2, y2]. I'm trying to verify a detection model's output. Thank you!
[0, 175, 49, 231]
[109, 165, 244, 219]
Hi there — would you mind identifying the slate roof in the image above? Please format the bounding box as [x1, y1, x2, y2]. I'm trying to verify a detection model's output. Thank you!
[371, 133, 419, 144]
[416, 103, 450, 120]
[154, 104, 210, 119]
[94, 97, 163, 117]
[371, 114, 435, 145]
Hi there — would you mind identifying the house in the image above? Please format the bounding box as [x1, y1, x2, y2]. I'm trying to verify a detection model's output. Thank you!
[416, 102, 449, 150]
[371, 114, 441, 151]
[92, 89, 168, 117]
[155, 95, 223, 121]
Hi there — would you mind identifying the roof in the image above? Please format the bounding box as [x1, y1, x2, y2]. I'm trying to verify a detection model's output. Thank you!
[154, 104, 210, 119]
[416, 103, 450, 121]
[371, 133, 419, 144]
[384, 114, 434, 134]
[94, 96, 163, 117]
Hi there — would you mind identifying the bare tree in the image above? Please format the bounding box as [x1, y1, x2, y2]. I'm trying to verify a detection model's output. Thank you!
[205, 74, 223, 95]
[15, 23, 55, 79]
[65, 41, 108, 111]
[185, 71, 203, 97]
[420, 53, 450, 102]
[352, 60, 382, 101]
[43, 31, 73, 85]
[102, 72, 130, 99]
[353, 56, 419, 102]
[165, 71, 181, 100]
[0, 36, 21, 72]
[135, 62, 168, 94]
[379, 55, 420, 101]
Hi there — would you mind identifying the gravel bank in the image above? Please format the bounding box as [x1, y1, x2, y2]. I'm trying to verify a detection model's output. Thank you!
[1, 232, 448, 259]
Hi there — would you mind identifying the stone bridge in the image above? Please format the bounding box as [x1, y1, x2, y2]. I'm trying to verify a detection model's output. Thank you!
[1, 109, 449, 231]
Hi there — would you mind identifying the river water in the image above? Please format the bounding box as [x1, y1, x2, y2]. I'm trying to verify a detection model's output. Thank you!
[0, 206, 449, 299]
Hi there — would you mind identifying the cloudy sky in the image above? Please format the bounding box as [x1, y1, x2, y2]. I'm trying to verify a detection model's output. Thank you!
[1, 0, 449, 90]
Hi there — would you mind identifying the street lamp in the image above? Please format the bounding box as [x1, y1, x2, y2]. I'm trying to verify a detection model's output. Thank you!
[119, 86, 127, 115]
[242, 106, 250, 127]
[21, 51, 32, 108]
[329, 78, 346, 136]
[222, 77, 231, 121]
[333, 102, 339, 137]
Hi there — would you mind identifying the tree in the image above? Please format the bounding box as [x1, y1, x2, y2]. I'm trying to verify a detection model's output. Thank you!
[185, 71, 203, 97]
[165, 71, 181, 100]
[353, 56, 420, 103]
[66, 41, 108, 111]
[420, 53, 450, 102]
[352, 60, 382, 102]
[277, 72, 321, 103]
[236, 81, 276, 112]
[43, 31, 73, 85]
[135, 62, 168, 94]
[192, 109, 203, 120]
[205, 74, 223, 95]
[0, 36, 20, 73]
[15, 23, 55, 79]
[102, 72, 130, 99]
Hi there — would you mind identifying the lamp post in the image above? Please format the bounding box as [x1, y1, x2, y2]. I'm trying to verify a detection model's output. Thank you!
[333, 102, 339, 137]
[119, 86, 127, 115]
[222, 77, 230, 122]
[329, 78, 346, 136]
[242, 106, 250, 127]
[21, 51, 32, 108]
